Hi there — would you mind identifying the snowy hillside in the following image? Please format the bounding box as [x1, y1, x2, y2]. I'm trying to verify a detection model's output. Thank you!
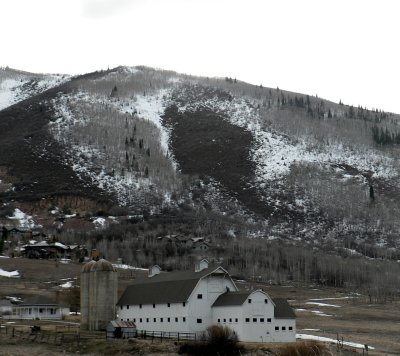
[1, 65, 400, 260]
[0, 67, 69, 111]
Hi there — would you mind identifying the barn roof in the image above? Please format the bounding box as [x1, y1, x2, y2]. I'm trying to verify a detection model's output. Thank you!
[212, 291, 295, 319]
[117, 266, 230, 305]
[212, 291, 251, 307]
[273, 298, 296, 319]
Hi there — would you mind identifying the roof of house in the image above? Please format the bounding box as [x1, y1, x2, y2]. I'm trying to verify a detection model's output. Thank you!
[19, 295, 59, 307]
[273, 298, 296, 319]
[117, 266, 230, 306]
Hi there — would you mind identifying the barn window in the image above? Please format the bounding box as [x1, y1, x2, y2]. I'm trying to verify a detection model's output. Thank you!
[253, 318, 257, 322]
[229, 318, 232, 323]
[153, 304, 156, 308]
[127, 318, 129, 321]
[275, 326, 279, 331]
[235, 318, 238, 322]
[218, 319, 220, 323]
[183, 317, 186, 322]
[120, 306, 123, 310]
[146, 318, 149, 323]
[248, 299, 252, 304]
[133, 318, 136, 322]
[260, 318, 265, 322]
[39, 308, 43, 313]
[289, 326, 293, 331]
[282, 326, 286, 331]
[175, 317, 178, 322]
[245, 318, 250, 322]
[197, 294, 203, 299]
[267, 318, 271, 322]
[223, 318, 226, 323]
[160, 318, 163, 322]
[168, 317, 170, 322]
[126, 305, 129, 309]
[183, 302, 186, 307]
[153, 318, 156, 322]
[197, 318, 202, 324]
[140, 318, 142, 323]
[139, 304, 142, 309]
[264, 299, 268, 303]
[167, 303, 170, 307]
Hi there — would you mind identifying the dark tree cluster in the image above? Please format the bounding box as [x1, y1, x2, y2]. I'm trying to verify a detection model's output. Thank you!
[371, 125, 400, 145]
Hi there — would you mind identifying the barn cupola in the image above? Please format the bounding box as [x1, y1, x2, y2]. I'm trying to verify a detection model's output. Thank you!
[148, 265, 161, 277]
[195, 259, 209, 272]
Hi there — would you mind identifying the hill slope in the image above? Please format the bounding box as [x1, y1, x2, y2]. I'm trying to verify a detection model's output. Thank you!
[1, 66, 400, 260]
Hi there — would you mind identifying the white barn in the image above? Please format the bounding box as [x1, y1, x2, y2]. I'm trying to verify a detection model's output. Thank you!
[117, 260, 296, 342]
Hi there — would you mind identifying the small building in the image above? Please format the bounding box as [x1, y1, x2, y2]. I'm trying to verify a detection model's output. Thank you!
[106, 320, 136, 339]
[10, 295, 69, 320]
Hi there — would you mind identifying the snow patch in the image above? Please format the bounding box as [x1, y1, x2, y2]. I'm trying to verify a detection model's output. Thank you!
[112, 263, 148, 271]
[296, 333, 374, 350]
[306, 302, 341, 308]
[7, 208, 38, 229]
[0, 268, 20, 278]
[59, 281, 73, 288]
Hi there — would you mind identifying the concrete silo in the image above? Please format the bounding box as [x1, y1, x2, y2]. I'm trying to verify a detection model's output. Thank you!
[80, 259, 118, 330]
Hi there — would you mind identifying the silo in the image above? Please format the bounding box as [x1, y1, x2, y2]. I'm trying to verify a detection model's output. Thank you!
[80, 260, 96, 330]
[80, 259, 118, 331]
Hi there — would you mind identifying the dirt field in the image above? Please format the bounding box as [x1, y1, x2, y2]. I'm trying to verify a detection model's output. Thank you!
[1, 258, 399, 355]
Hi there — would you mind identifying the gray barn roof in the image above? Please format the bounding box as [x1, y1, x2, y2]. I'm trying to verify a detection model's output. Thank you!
[211, 291, 296, 320]
[117, 266, 229, 306]
[273, 298, 296, 319]
[212, 291, 251, 307]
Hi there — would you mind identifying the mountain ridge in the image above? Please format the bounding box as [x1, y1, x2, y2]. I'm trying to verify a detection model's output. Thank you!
[1, 65, 400, 263]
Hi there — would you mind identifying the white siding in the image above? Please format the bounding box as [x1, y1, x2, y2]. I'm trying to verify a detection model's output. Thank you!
[119, 302, 188, 333]
[117, 271, 296, 343]
[212, 291, 296, 343]
[118, 272, 237, 335]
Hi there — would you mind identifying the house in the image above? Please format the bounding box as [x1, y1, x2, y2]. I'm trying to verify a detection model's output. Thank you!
[22, 241, 87, 260]
[8, 295, 69, 320]
[117, 259, 296, 342]
[106, 320, 136, 339]
[156, 235, 211, 253]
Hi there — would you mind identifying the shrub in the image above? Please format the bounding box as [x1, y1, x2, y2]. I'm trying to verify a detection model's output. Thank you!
[178, 324, 242, 356]
[277, 341, 331, 356]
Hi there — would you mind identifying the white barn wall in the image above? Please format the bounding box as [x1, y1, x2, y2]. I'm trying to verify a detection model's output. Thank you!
[117, 264, 296, 343]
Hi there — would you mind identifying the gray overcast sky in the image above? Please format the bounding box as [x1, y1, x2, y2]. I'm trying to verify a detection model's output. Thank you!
[1, 0, 400, 113]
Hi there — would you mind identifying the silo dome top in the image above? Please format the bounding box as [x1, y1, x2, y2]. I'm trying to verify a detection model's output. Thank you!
[81, 260, 96, 273]
[90, 258, 117, 272]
